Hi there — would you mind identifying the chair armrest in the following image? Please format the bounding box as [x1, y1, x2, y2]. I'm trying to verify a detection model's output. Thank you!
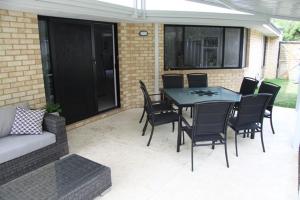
[149, 93, 161, 96]
[149, 93, 163, 102]
[43, 114, 67, 144]
[181, 117, 192, 129]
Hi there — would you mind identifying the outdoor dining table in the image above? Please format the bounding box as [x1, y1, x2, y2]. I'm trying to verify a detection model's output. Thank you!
[162, 86, 242, 152]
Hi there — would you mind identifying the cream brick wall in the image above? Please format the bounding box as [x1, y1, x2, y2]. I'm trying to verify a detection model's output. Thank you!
[245, 29, 265, 79]
[264, 37, 280, 79]
[0, 9, 45, 108]
[118, 23, 156, 109]
[245, 29, 280, 80]
[277, 42, 300, 80]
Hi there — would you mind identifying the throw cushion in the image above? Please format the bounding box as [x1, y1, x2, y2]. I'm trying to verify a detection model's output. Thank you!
[10, 107, 45, 135]
[0, 103, 29, 138]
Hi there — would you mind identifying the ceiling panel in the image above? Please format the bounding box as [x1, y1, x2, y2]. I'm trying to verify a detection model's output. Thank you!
[191, 0, 300, 20]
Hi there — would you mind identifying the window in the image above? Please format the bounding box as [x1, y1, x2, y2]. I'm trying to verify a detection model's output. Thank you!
[38, 19, 55, 103]
[164, 25, 246, 70]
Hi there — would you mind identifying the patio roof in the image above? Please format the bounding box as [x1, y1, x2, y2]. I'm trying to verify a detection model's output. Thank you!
[0, 0, 281, 36]
[192, 0, 300, 21]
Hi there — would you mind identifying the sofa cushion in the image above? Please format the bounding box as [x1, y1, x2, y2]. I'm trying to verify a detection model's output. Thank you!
[10, 107, 45, 135]
[0, 132, 56, 164]
[0, 103, 28, 138]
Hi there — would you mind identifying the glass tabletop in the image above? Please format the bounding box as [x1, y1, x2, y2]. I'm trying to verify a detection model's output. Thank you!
[0, 154, 110, 200]
[163, 87, 241, 106]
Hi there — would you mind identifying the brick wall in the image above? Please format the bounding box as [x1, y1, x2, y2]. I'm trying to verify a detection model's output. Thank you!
[277, 42, 300, 80]
[263, 36, 280, 79]
[245, 29, 280, 80]
[0, 9, 45, 108]
[118, 23, 156, 109]
[245, 29, 265, 79]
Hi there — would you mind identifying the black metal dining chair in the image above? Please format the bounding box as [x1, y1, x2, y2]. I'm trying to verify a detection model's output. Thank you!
[258, 81, 281, 134]
[228, 94, 272, 157]
[140, 83, 179, 146]
[162, 74, 184, 89]
[232, 77, 259, 115]
[186, 73, 208, 117]
[239, 77, 259, 95]
[138, 80, 172, 123]
[181, 101, 235, 171]
[187, 73, 208, 88]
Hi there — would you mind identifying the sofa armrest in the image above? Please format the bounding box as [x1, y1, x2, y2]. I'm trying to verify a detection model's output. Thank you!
[43, 114, 67, 144]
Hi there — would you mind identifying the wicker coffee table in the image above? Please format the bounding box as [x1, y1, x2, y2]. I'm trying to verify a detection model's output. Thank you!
[0, 154, 111, 200]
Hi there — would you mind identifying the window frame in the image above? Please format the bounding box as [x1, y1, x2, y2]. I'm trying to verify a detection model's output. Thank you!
[164, 24, 246, 70]
[262, 36, 268, 67]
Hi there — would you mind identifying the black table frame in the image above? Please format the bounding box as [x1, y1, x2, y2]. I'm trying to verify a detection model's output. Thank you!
[162, 87, 240, 152]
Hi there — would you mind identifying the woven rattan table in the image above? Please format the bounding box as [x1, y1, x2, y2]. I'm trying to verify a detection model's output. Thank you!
[0, 154, 111, 200]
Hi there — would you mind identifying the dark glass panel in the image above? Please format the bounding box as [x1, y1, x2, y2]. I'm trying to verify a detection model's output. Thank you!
[223, 28, 241, 68]
[164, 26, 183, 69]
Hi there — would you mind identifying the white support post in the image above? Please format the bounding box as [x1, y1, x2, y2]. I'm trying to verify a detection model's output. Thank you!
[154, 23, 160, 96]
[292, 73, 300, 149]
[132, 0, 138, 18]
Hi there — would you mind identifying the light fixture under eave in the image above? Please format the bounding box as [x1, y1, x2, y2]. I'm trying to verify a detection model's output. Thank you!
[139, 30, 148, 36]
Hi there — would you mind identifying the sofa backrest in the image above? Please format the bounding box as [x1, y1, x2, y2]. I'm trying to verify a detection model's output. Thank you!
[0, 103, 28, 138]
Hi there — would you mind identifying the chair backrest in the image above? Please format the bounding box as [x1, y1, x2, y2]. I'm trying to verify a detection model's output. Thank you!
[139, 80, 146, 89]
[239, 77, 259, 95]
[139, 80, 147, 106]
[139, 81, 154, 115]
[191, 101, 234, 139]
[258, 81, 281, 111]
[162, 74, 184, 89]
[187, 73, 208, 88]
[235, 94, 272, 127]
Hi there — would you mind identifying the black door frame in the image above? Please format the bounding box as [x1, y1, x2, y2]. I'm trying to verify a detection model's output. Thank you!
[38, 16, 121, 123]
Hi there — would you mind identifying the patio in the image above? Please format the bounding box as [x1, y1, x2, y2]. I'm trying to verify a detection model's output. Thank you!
[68, 106, 298, 200]
[1, 0, 300, 199]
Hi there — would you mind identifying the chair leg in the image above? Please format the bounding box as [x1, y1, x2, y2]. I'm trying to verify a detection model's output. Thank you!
[243, 130, 247, 138]
[139, 108, 145, 123]
[147, 125, 154, 146]
[250, 129, 255, 139]
[212, 141, 215, 150]
[142, 119, 148, 136]
[235, 132, 238, 157]
[190, 107, 193, 118]
[172, 122, 175, 132]
[270, 113, 275, 134]
[260, 131, 266, 152]
[182, 131, 185, 145]
[224, 140, 229, 168]
[191, 143, 194, 172]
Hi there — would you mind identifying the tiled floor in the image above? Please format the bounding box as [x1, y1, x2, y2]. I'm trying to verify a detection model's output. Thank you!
[68, 107, 298, 200]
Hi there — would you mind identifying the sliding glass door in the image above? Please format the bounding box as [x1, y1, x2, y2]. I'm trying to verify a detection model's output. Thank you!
[38, 17, 120, 124]
[93, 24, 118, 112]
